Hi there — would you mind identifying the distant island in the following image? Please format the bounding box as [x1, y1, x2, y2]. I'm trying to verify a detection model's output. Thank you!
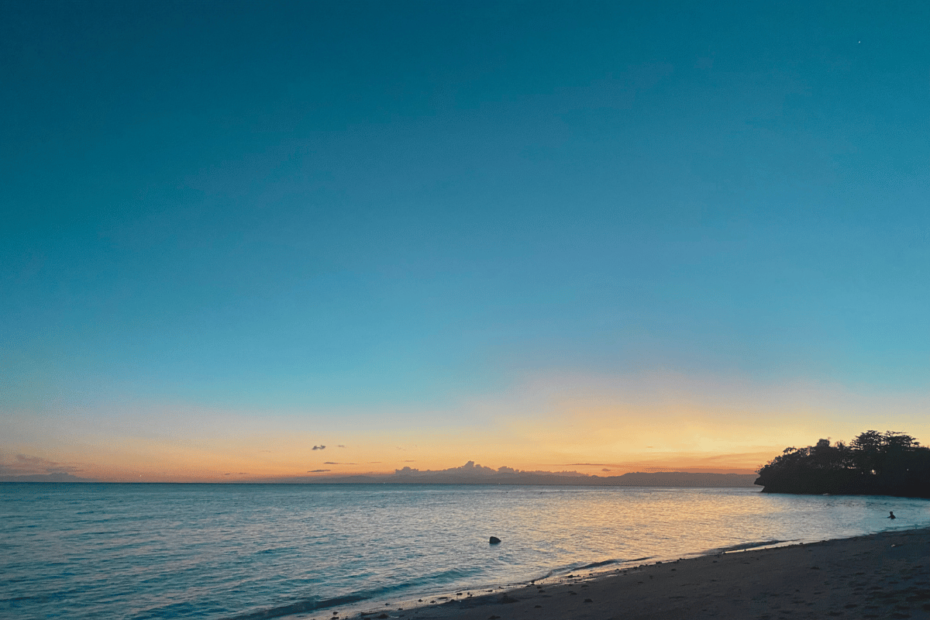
[264, 461, 758, 487]
[755, 430, 930, 498]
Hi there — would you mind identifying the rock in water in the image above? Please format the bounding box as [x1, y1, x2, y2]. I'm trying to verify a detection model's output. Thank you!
[489, 536, 501, 545]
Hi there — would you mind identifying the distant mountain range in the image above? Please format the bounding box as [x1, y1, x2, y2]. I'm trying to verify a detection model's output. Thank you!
[263, 461, 758, 487]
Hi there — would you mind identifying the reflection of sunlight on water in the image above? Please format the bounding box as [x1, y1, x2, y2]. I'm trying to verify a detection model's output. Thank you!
[466, 487, 930, 577]
[3, 484, 929, 619]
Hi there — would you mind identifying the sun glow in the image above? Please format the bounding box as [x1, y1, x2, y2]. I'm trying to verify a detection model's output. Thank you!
[5, 370, 927, 482]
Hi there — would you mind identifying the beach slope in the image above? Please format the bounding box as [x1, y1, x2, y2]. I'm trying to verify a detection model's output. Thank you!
[369, 527, 930, 620]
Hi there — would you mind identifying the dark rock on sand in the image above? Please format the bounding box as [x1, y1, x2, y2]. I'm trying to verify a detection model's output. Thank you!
[489, 536, 501, 544]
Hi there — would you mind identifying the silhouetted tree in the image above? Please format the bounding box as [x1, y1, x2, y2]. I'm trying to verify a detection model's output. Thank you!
[755, 430, 930, 498]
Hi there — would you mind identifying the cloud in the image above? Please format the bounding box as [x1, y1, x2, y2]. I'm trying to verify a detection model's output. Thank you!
[0, 454, 83, 476]
[338, 445, 346, 448]
[0, 472, 95, 482]
[323, 462, 356, 465]
[565, 463, 612, 467]
[396, 460, 497, 477]
[307, 469, 330, 473]
[312, 445, 326, 451]
[392, 461, 590, 481]
[559, 451, 778, 474]
[602, 468, 612, 472]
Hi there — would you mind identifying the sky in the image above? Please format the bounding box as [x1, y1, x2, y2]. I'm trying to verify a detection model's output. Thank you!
[2, 0, 929, 482]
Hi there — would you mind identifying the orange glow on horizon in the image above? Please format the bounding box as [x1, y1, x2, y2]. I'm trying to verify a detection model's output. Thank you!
[4, 370, 928, 482]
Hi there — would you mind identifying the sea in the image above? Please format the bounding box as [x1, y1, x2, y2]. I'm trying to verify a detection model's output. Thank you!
[2, 483, 929, 620]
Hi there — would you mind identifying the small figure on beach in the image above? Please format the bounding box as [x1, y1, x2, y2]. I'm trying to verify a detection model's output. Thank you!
[888, 511, 896, 519]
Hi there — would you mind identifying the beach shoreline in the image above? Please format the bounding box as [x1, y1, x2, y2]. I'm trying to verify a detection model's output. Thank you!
[340, 526, 930, 620]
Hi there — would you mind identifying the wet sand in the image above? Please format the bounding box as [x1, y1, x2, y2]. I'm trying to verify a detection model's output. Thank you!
[350, 527, 930, 620]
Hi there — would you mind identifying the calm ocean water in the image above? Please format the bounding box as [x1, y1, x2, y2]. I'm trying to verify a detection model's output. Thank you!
[2, 483, 929, 619]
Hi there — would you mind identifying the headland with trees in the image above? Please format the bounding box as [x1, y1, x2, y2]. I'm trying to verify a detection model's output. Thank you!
[755, 430, 930, 498]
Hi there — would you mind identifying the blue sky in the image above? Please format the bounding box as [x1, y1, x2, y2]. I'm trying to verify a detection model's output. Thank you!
[2, 1, 929, 480]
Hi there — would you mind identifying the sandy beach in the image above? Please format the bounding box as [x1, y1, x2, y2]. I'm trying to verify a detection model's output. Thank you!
[350, 527, 930, 620]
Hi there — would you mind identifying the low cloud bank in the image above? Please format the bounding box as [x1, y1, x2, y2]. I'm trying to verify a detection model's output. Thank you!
[0, 454, 97, 482]
[394, 460, 586, 479]
[262, 461, 758, 487]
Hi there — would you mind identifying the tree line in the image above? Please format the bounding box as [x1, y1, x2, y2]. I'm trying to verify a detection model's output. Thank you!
[755, 430, 930, 498]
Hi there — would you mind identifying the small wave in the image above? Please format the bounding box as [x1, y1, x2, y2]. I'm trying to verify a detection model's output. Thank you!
[540, 555, 653, 580]
[221, 573, 479, 620]
[224, 594, 368, 620]
[577, 559, 619, 570]
[419, 566, 482, 585]
[705, 540, 785, 554]
[253, 547, 295, 556]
